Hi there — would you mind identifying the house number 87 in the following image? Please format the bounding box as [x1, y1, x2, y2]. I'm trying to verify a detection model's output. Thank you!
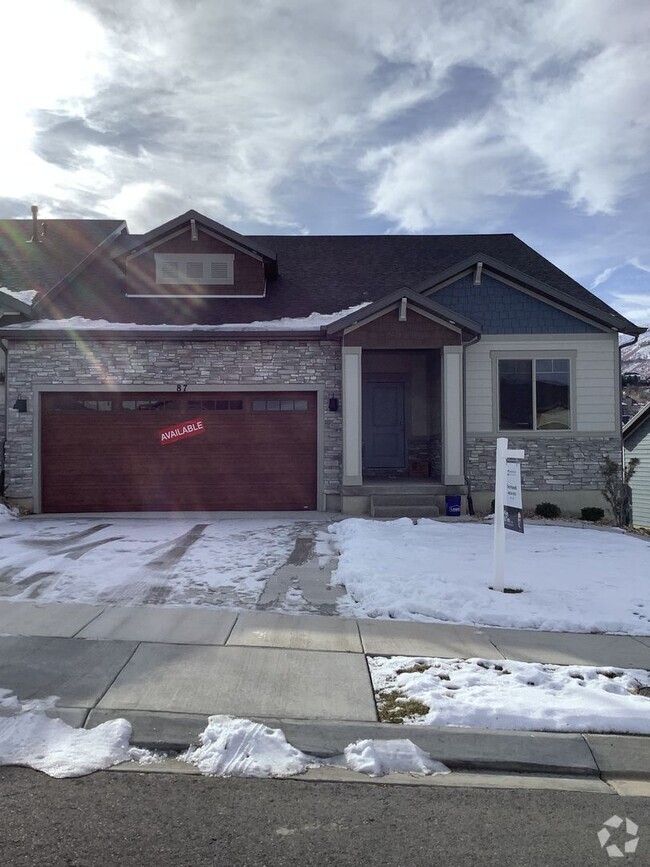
[176, 383, 188, 392]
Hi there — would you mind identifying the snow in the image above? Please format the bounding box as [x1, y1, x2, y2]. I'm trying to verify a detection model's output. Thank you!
[341, 739, 450, 777]
[0, 287, 38, 306]
[0, 516, 318, 607]
[181, 716, 313, 777]
[1, 304, 369, 333]
[369, 656, 650, 734]
[324, 518, 650, 634]
[0, 689, 151, 778]
[0, 503, 18, 521]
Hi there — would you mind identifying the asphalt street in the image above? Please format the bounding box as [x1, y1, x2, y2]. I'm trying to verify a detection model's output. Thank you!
[1, 768, 648, 867]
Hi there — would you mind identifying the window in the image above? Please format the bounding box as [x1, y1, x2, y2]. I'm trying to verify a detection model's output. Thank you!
[498, 358, 571, 431]
[154, 254, 234, 285]
[188, 399, 243, 411]
[252, 399, 308, 412]
[122, 400, 177, 411]
[48, 397, 112, 412]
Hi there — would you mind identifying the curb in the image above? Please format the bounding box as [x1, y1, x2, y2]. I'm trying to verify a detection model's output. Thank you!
[82, 709, 650, 780]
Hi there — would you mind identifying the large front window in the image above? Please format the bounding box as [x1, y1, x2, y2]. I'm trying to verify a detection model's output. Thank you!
[498, 358, 571, 430]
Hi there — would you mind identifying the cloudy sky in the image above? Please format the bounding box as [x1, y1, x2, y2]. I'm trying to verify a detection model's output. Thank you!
[1, 0, 649, 323]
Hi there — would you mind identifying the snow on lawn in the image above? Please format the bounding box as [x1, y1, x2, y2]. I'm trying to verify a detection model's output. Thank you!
[0, 517, 314, 607]
[370, 656, 650, 734]
[325, 518, 650, 634]
[0, 689, 153, 778]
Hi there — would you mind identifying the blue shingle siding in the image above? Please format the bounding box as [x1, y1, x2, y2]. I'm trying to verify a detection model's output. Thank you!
[429, 274, 601, 334]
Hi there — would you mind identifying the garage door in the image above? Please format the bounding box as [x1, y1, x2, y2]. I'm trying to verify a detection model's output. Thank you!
[41, 391, 318, 512]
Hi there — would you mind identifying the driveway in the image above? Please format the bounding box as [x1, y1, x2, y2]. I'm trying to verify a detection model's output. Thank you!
[0, 513, 343, 614]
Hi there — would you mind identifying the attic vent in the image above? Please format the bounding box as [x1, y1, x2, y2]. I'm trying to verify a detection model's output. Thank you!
[155, 253, 234, 285]
[160, 260, 180, 281]
[210, 259, 229, 279]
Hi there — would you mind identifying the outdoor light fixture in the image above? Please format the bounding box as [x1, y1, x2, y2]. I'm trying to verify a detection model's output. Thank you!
[328, 397, 339, 412]
[12, 397, 27, 413]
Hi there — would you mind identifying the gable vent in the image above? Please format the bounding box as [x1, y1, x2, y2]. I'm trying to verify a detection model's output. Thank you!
[155, 253, 234, 285]
[210, 260, 230, 279]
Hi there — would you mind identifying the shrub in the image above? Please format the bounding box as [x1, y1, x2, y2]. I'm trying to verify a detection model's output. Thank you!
[535, 502, 561, 519]
[601, 456, 639, 527]
[581, 506, 605, 522]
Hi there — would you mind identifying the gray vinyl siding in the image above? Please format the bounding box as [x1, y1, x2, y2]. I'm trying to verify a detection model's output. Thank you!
[465, 334, 619, 434]
[625, 418, 650, 528]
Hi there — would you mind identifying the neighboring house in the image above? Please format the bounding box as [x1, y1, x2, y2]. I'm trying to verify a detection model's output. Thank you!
[623, 402, 650, 529]
[0, 207, 645, 516]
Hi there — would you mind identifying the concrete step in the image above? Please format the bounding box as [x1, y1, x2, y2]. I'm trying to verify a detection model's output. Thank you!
[371, 494, 439, 507]
[342, 483, 449, 496]
[371, 505, 440, 519]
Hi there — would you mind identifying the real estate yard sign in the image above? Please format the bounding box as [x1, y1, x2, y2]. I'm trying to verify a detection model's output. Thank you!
[504, 462, 524, 534]
[493, 438, 525, 593]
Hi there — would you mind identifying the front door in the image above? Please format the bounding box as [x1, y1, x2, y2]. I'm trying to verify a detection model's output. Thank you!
[363, 380, 406, 469]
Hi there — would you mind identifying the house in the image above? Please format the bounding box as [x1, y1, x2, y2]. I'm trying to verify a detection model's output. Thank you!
[0, 206, 645, 516]
[623, 402, 650, 529]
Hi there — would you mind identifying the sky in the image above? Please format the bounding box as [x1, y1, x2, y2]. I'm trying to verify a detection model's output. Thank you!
[1, 0, 649, 324]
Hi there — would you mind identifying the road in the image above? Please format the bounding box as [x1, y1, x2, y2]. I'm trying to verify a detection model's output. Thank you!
[1, 768, 649, 866]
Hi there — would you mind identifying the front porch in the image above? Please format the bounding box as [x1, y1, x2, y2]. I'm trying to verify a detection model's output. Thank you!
[339, 479, 468, 518]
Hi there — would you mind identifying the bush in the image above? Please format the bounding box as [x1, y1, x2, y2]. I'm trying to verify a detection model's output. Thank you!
[601, 456, 639, 527]
[535, 502, 561, 519]
[581, 506, 604, 522]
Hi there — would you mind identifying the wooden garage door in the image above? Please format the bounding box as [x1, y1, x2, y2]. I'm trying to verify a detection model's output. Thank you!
[41, 391, 318, 512]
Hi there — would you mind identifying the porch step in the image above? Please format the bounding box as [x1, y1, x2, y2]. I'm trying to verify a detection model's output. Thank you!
[370, 493, 440, 519]
[372, 505, 440, 519]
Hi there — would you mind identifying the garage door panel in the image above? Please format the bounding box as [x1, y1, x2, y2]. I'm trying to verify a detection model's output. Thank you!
[41, 391, 318, 512]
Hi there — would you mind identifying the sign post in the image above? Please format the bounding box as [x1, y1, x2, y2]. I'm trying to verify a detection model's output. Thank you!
[493, 437, 525, 592]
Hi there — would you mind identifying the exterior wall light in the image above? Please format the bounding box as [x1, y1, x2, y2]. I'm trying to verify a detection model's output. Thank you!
[12, 397, 27, 413]
[328, 397, 339, 412]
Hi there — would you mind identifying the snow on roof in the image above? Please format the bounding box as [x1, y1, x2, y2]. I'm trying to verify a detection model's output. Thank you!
[0, 303, 370, 332]
[0, 287, 39, 306]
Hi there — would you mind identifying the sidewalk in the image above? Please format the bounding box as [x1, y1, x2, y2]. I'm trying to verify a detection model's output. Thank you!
[0, 599, 648, 780]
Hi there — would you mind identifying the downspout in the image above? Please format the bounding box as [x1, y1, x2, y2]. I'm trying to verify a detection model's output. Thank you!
[462, 332, 482, 516]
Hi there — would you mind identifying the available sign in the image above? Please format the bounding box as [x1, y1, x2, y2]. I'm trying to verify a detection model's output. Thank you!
[159, 418, 205, 445]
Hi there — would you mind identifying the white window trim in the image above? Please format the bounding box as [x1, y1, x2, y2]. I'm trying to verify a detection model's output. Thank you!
[154, 253, 234, 285]
[491, 349, 577, 434]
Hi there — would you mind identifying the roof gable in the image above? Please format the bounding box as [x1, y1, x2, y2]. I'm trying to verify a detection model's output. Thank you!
[416, 253, 640, 335]
[118, 210, 278, 269]
[326, 287, 481, 338]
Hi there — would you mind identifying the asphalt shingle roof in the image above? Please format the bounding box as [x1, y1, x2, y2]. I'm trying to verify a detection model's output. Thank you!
[0, 219, 125, 293]
[0, 216, 642, 334]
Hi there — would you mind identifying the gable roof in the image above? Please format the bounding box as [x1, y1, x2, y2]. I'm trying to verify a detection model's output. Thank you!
[623, 401, 650, 440]
[415, 252, 640, 335]
[0, 219, 126, 296]
[325, 287, 482, 337]
[117, 209, 278, 265]
[0, 213, 644, 335]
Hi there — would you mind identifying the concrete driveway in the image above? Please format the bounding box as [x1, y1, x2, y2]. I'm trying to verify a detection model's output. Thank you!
[0, 512, 344, 614]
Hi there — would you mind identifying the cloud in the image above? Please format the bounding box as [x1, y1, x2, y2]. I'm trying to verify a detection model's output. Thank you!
[1, 0, 649, 242]
[609, 293, 650, 326]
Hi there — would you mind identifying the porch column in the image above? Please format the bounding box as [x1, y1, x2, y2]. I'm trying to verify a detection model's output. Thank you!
[342, 346, 363, 486]
[442, 345, 465, 485]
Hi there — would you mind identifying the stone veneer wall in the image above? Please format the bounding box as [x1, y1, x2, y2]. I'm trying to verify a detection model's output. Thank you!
[466, 435, 622, 491]
[4, 338, 342, 504]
